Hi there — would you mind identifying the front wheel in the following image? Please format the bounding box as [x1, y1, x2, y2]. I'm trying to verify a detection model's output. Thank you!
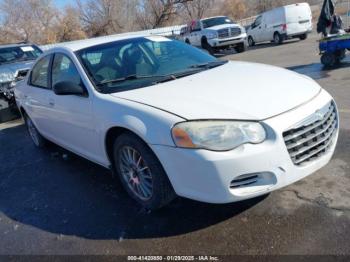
[274, 32, 284, 45]
[234, 42, 247, 53]
[321, 53, 336, 67]
[201, 38, 215, 55]
[24, 113, 46, 148]
[248, 36, 255, 47]
[113, 133, 176, 210]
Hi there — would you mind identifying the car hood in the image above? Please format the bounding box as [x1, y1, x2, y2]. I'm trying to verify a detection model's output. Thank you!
[206, 24, 240, 31]
[110, 61, 321, 121]
[0, 61, 34, 83]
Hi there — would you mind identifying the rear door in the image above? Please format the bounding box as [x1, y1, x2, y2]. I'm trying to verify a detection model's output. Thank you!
[285, 4, 312, 35]
[48, 53, 100, 161]
[25, 54, 53, 137]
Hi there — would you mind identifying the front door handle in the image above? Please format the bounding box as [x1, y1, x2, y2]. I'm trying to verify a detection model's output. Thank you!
[48, 99, 55, 107]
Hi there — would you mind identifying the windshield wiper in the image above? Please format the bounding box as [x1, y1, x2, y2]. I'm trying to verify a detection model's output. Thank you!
[97, 68, 202, 86]
[96, 74, 157, 86]
[189, 60, 228, 69]
[152, 67, 209, 84]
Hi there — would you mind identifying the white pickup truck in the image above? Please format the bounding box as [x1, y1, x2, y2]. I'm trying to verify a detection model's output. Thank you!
[181, 16, 247, 55]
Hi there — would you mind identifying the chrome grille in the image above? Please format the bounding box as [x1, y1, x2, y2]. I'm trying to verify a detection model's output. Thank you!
[218, 29, 229, 39]
[218, 27, 241, 39]
[230, 27, 241, 37]
[283, 102, 338, 166]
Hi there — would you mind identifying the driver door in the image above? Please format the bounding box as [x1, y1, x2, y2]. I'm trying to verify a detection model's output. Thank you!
[250, 16, 263, 42]
[189, 20, 202, 47]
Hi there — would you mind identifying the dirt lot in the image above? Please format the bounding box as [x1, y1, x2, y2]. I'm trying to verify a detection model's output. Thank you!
[0, 33, 349, 255]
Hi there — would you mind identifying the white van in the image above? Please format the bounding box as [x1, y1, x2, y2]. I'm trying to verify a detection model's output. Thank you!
[247, 3, 313, 46]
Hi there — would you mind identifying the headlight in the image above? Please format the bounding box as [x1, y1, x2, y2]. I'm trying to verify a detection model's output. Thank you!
[171, 121, 266, 151]
[207, 32, 217, 39]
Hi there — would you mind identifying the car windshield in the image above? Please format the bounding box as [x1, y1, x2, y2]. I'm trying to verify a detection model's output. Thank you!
[202, 17, 235, 28]
[76, 36, 225, 93]
[0, 45, 42, 65]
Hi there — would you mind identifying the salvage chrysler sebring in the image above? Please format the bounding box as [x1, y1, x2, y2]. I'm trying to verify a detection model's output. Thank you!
[15, 35, 339, 209]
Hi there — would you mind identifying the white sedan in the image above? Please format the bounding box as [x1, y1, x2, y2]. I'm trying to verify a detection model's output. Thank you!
[15, 35, 339, 209]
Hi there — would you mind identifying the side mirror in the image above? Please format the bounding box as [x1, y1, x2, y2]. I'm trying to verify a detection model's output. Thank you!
[53, 81, 87, 97]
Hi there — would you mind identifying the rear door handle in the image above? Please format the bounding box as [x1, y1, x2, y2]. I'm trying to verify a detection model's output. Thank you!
[48, 99, 55, 107]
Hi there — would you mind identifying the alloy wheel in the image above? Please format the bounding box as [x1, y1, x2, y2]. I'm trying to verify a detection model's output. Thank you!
[118, 146, 153, 201]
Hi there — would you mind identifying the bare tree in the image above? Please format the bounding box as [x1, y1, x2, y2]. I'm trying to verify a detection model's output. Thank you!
[252, 0, 284, 13]
[76, 0, 138, 37]
[136, 0, 192, 29]
[220, 0, 248, 20]
[0, 0, 58, 44]
[182, 0, 214, 20]
[55, 5, 87, 42]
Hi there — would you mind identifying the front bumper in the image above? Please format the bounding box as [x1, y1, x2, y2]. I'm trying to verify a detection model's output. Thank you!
[151, 89, 338, 204]
[208, 33, 247, 48]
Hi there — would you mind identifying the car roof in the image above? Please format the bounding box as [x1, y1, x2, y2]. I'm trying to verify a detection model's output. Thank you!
[201, 16, 227, 21]
[0, 43, 36, 49]
[45, 33, 162, 53]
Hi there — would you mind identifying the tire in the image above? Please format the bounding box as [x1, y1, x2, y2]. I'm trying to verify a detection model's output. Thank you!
[201, 38, 215, 55]
[321, 53, 336, 67]
[185, 39, 190, 45]
[274, 32, 283, 45]
[234, 42, 247, 53]
[24, 113, 46, 148]
[299, 34, 307, 40]
[113, 133, 176, 210]
[248, 36, 255, 47]
[335, 49, 346, 62]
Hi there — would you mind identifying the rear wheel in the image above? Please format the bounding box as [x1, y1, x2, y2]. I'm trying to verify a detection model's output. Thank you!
[248, 36, 255, 47]
[185, 39, 190, 45]
[24, 113, 46, 148]
[335, 49, 346, 63]
[113, 133, 176, 210]
[274, 32, 283, 45]
[299, 34, 308, 40]
[321, 53, 336, 67]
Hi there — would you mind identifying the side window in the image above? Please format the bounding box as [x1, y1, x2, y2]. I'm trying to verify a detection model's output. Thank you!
[254, 16, 262, 27]
[30, 55, 51, 89]
[52, 54, 81, 87]
[193, 20, 201, 31]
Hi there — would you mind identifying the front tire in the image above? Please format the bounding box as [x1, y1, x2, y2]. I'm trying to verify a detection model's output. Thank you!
[24, 113, 46, 148]
[321, 53, 336, 67]
[113, 133, 176, 210]
[201, 38, 215, 55]
[274, 32, 284, 45]
[235, 42, 247, 53]
[248, 36, 255, 47]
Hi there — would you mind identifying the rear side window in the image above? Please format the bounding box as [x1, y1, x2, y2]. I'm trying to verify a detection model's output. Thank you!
[52, 54, 81, 87]
[30, 55, 51, 89]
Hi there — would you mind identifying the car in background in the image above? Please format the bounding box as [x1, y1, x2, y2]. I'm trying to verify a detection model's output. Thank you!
[15, 35, 338, 210]
[182, 16, 247, 54]
[247, 3, 313, 46]
[0, 42, 42, 121]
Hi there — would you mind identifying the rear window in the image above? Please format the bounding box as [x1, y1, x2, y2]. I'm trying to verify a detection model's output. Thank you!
[0, 45, 42, 65]
[285, 4, 311, 23]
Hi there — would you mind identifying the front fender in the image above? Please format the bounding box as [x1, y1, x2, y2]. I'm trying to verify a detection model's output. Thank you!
[96, 94, 185, 147]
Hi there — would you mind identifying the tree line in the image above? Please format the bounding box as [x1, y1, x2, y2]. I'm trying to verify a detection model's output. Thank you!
[0, 0, 321, 45]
